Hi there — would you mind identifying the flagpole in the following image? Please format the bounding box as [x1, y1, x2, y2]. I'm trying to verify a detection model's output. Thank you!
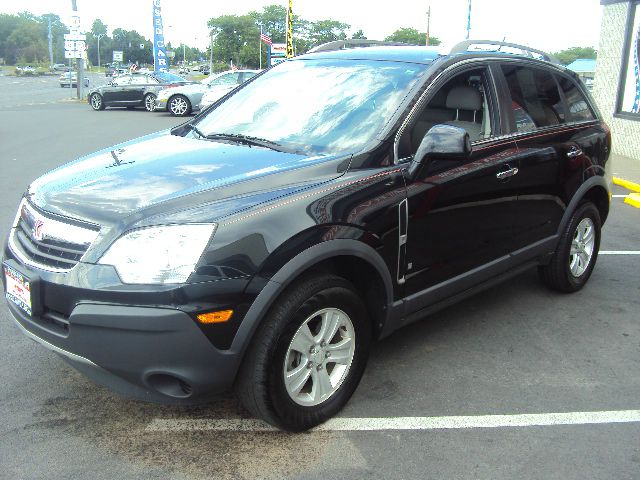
[259, 25, 262, 70]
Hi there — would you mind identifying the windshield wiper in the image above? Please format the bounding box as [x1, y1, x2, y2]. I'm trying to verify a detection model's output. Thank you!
[204, 133, 296, 153]
[185, 123, 206, 139]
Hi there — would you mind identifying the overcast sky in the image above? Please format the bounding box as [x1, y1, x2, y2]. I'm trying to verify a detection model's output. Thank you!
[5, 0, 603, 53]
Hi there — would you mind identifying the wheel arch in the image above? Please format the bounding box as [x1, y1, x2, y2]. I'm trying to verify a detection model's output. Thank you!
[558, 176, 610, 235]
[230, 238, 397, 363]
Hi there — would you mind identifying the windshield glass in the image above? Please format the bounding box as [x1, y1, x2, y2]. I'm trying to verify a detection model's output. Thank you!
[155, 72, 186, 83]
[195, 59, 426, 155]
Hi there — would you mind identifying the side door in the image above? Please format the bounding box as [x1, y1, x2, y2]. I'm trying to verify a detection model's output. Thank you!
[496, 63, 600, 254]
[103, 75, 132, 104]
[125, 74, 148, 103]
[398, 63, 522, 310]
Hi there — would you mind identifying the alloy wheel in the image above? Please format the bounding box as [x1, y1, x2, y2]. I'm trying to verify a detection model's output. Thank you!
[145, 94, 156, 112]
[90, 94, 102, 110]
[569, 217, 595, 277]
[283, 308, 356, 407]
[169, 96, 189, 116]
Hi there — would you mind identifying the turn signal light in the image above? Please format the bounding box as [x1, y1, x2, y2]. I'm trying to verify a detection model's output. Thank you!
[196, 310, 233, 324]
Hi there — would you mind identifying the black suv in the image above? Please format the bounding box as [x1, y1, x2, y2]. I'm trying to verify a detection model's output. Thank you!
[2, 41, 611, 431]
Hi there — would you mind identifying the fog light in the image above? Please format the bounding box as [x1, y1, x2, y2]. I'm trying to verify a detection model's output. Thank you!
[197, 310, 233, 324]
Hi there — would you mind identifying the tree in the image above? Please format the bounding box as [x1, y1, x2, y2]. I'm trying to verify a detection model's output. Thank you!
[6, 19, 48, 63]
[351, 29, 367, 40]
[208, 14, 260, 68]
[385, 27, 441, 46]
[307, 19, 350, 46]
[553, 46, 597, 65]
[111, 28, 153, 65]
[91, 18, 107, 37]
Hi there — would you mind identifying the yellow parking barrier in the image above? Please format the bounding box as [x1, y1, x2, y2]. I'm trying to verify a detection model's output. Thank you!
[624, 193, 640, 209]
[613, 177, 640, 193]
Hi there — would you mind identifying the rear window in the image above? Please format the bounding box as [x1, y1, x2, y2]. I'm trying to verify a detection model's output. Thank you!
[556, 75, 595, 123]
[502, 65, 564, 132]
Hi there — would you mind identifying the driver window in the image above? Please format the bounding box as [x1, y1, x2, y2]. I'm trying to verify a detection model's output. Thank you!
[113, 75, 131, 86]
[401, 67, 494, 159]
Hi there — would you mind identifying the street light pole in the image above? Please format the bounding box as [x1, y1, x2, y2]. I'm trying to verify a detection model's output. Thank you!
[426, 6, 431, 46]
[466, 0, 472, 40]
[97, 33, 105, 71]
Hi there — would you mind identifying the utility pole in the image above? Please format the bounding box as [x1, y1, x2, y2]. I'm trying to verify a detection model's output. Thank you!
[426, 6, 431, 46]
[97, 33, 105, 71]
[466, 0, 472, 40]
[70, 0, 84, 100]
[47, 16, 54, 67]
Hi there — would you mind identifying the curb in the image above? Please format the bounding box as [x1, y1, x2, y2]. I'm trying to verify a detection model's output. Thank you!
[625, 193, 640, 208]
[613, 177, 640, 193]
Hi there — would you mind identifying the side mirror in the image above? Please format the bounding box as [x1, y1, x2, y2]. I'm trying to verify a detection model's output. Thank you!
[408, 124, 471, 179]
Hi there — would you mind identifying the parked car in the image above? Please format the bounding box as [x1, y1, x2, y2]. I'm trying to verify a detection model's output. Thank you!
[156, 69, 258, 116]
[51, 63, 66, 72]
[59, 71, 89, 88]
[87, 72, 192, 111]
[16, 65, 36, 75]
[3, 41, 611, 432]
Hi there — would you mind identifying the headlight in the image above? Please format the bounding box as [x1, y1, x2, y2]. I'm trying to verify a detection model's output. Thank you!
[98, 224, 216, 284]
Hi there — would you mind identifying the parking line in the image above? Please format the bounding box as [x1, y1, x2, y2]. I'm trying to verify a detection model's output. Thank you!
[612, 194, 628, 198]
[600, 251, 640, 255]
[145, 409, 640, 432]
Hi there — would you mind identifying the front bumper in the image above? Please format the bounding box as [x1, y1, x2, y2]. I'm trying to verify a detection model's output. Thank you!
[2, 247, 253, 404]
[155, 98, 169, 111]
[5, 298, 239, 403]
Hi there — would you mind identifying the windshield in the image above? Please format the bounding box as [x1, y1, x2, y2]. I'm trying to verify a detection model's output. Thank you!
[155, 72, 186, 83]
[194, 59, 426, 155]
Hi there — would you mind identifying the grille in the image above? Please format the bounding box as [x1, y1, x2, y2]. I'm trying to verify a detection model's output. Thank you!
[9, 200, 100, 272]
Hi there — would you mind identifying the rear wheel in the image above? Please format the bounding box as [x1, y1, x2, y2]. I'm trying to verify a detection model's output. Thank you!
[539, 201, 601, 292]
[144, 93, 157, 112]
[168, 95, 191, 116]
[89, 93, 105, 111]
[235, 274, 371, 431]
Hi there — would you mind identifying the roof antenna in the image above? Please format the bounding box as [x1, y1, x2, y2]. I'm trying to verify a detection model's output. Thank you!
[496, 36, 506, 52]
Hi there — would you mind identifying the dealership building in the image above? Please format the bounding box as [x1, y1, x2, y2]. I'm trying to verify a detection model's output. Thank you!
[593, 1, 640, 159]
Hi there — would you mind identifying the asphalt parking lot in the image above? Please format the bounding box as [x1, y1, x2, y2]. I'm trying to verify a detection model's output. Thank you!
[0, 75, 639, 480]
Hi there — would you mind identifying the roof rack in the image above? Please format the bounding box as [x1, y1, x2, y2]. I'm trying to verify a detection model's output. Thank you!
[450, 40, 560, 64]
[307, 40, 413, 53]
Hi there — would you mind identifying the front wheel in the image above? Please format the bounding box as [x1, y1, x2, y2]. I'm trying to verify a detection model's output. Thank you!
[89, 93, 105, 111]
[235, 274, 371, 431]
[168, 95, 191, 116]
[144, 93, 156, 112]
[539, 201, 601, 292]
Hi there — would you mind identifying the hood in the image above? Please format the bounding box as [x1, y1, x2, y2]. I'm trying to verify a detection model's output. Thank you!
[28, 130, 349, 227]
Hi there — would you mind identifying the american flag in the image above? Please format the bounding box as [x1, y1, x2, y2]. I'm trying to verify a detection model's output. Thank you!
[260, 32, 273, 45]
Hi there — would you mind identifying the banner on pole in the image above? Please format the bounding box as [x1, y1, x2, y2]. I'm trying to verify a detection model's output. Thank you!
[152, 0, 168, 72]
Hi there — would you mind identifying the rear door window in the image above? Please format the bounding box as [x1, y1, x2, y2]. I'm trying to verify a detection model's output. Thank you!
[501, 65, 564, 132]
[556, 75, 595, 122]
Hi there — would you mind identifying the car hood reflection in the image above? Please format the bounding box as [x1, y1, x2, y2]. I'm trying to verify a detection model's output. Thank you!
[27, 130, 347, 225]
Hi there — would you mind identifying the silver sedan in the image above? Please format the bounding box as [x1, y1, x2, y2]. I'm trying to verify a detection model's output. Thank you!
[155, 69, 259, 116]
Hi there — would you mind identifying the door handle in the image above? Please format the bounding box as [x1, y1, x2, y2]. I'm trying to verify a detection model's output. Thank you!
[567, 146, 583, 159]
[496, 167, 519, 180]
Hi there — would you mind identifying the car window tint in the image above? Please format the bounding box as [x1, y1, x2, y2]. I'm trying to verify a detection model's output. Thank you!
[502, 65, 564, 132]
[243, 72, 257, 81]
[214, 73, 240, 85]
[113, 75, 131, 86]
[556, 76, 595, 122]
[130, 75, 147, 84]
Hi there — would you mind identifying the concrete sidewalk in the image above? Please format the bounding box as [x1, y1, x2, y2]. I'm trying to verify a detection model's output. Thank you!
[611, 154, 640, 185]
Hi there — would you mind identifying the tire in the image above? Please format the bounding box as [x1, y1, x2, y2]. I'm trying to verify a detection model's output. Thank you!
[168, 94, 191, 116]
[89, 93, 105, 111]
[538, 201, 601, 293]
[235, 273, 371, 431]
[144, 93, 156, 112]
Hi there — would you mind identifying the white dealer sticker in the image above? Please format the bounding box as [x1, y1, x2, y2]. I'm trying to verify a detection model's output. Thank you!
[4, 266, 32, 316]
